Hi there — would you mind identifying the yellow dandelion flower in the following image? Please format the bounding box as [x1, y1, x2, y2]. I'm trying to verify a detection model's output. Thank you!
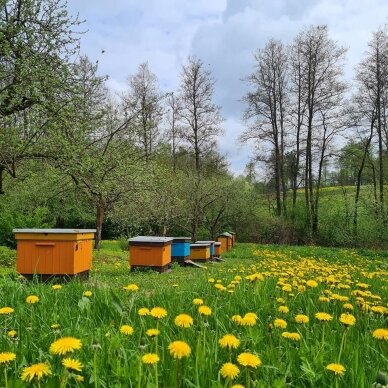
[306, 280, 318, 288]
[231, 315, 242, 323]
[231, 385, 245, 388]
[21, 363, 52, 382]
[343, 303, 353, 310]
[49, 337, 82, 355]
[281, 332, 301, 341]
[278, 306, 289, 314]
[219, 334, 240, 349]
[7, 330, 17, 338]
[168, 341, 191, 359]
[244, 312, 257, 319]
[120, 325, 134, 335]
[208, 278, 215, 283]
[146, 328, 160, 337]
[0, 352, 16, 364]
[123, 284, 139, 292]
[295, 314, 309, 324]
[274, 319, 287, 329]
[339, 313, 356, 326]
[319, 296, 330, 302]
[138, 308, 150, 316]
[198, 305, 212, 316]
[83, 291, 92, 297]
[142, 353, 160, 364]
[174, 314, 194, 328]
[372, 328, 388, 340]
[239, 315, 256, 326]
[237, 352, 262, 368]
[282, 284, 292, 292]
[193, 298, 204, 305]
[150, 307, 167, 319]
[371, 306, 388, 314]
[0, 307, 14, 315]
[26, 295, 39, 304]
[52, 284, 62, 290]
[326, 363, 346, 376]
[315, 312, 333, 322]
[62, 358, 83, 372]
[220, 362, 240, 380]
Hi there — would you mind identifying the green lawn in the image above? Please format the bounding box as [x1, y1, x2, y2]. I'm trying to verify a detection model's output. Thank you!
[0, 242, 386, 387]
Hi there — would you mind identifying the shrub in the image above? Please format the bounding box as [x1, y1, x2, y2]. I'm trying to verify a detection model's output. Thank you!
[0, 246, 16, 267]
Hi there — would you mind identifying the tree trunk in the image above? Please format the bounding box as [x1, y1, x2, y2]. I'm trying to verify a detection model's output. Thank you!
[353, 121, 374, 239]
[274, 141, 282, 216]
[191, 217, 198, 242]
[0, 166, 4, 195]
[95, 200, 106, 250]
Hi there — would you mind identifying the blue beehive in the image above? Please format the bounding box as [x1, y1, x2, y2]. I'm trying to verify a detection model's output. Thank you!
[196, 241, 215, 258]
[170, 237, 191, 264]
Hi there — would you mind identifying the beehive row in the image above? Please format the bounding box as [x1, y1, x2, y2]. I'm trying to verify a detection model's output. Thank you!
[12, 229, 236, 277]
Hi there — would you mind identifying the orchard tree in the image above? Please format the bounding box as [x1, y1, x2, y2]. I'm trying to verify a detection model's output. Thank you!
[48, 57, 147, 249]
[0, 0, 80, 116]
[0, 0, 81, 192]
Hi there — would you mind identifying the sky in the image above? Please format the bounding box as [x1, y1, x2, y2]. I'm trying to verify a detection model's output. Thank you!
[67, 0, 388, 175]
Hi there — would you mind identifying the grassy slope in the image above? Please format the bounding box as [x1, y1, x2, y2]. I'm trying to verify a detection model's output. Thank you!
[0, 242, 386, 387]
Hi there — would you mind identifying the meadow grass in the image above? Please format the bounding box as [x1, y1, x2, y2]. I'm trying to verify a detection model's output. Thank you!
[0, 243, 386, 387]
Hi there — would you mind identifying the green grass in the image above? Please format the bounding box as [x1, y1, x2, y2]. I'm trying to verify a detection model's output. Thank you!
[0, 242, 386, 387]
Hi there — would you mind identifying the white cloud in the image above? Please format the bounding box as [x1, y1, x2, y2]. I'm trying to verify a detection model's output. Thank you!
[67, 0, 388, 174]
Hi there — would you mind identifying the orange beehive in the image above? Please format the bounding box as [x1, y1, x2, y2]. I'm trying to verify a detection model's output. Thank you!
[13, 229, 96, 279]
[128, 236, 173, 272]
[214, 242, 222, 257]
[217, 233, 233, 253]
[190, 243, 211, 262]
[229, 232, 236, 247]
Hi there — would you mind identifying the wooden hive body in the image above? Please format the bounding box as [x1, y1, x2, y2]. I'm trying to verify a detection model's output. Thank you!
[128, 236, 173, 272]
[13, 229, 96, 277]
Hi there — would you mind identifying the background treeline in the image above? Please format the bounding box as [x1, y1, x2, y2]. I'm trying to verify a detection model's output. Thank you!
[0, 1, 387, 250]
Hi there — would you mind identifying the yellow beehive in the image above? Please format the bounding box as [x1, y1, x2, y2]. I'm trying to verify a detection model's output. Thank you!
[189, 243, 210, 262]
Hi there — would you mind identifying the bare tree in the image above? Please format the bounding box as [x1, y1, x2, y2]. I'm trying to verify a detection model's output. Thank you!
[295, 25, 347, 234]
[123, 62, 163, 161]
[179, 57, 223, 171]
[351, 26, 388, 236]
[288, 35, 308, 215]
[356, 28, 388, 213]
[165, 92, 181, 172]
[241, 39, 289, 216]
